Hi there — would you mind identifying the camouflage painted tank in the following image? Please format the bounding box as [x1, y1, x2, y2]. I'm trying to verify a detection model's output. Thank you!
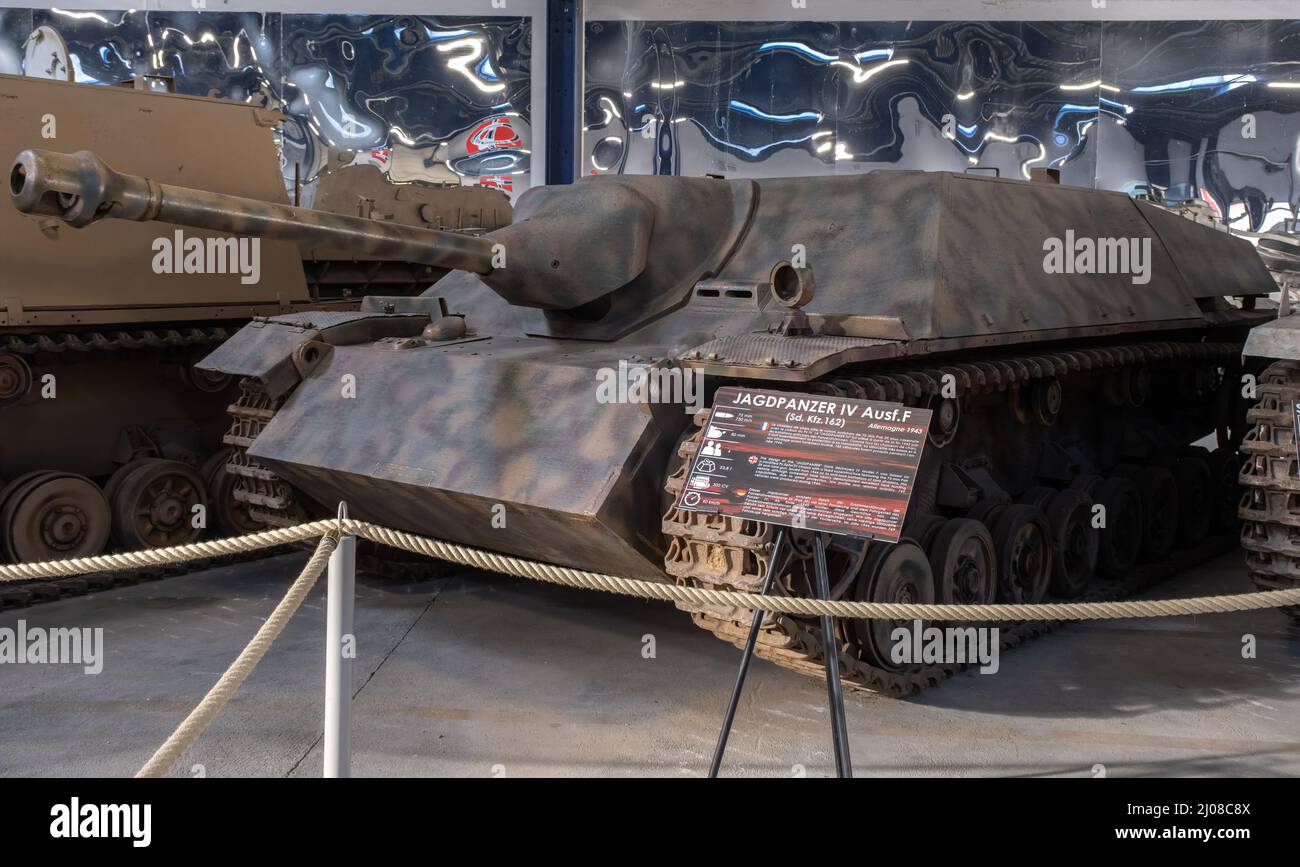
[0, 76, 509, 566]
[11, 148, 1276, 693]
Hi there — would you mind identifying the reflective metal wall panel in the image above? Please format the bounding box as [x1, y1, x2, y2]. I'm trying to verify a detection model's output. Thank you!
[29, 9, 279, 100]
[1099, 20, 1300, 231]
[583, 21, 1102, 186]
[9, 9, 534, 198]
[584, 17, 1300, 230]
[0, 9, 32, 76]
[280, 14, 532, 193]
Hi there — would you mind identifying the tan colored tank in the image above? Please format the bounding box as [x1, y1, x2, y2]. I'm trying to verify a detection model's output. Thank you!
[0, 75, 510, 562]
[298, 150, 511, 298]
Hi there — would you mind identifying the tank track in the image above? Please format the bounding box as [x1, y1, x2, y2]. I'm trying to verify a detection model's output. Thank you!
[1238, 361, 1300, 619]
[1, 326, 228, 356]
[223, 378, 304, 528]
[663, 339, 1243, 696]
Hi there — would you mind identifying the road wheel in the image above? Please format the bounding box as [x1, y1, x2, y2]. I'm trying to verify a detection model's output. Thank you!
[991, 504, 1052, 604]
[110, 458, 208, 550]
[0, 471, 110, 562]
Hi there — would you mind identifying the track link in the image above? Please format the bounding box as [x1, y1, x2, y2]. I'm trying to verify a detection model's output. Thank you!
[1, 326, 228, 356]
[223, 378, 304, 527]
[664, 339, 1243, 696]
[1238, 360, 1300, 618]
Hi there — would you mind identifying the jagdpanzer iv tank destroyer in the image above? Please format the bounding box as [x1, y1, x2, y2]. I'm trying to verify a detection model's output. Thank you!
[0, 76, 508, 566]
[12, 148, 1277, 694]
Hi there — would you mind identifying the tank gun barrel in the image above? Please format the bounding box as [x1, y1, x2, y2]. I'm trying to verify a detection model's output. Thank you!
[9, 148, 496, 275]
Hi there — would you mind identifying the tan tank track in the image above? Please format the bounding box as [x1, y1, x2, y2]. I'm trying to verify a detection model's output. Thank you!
[663, 339, 1242, 696]
[223, 378, 303, 527]
[1, 326, 228, 356]
[1238, 360, 1300, 618]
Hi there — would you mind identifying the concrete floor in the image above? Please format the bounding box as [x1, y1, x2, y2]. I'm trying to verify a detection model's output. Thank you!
[0, 550, 1296, 777]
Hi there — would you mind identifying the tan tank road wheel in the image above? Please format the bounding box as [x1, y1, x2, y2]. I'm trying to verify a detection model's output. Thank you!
[104, 457, 155, 505]
[110, 458, 208, 549]
[0, 352, 32, 407]
[0, 471, 110, 562]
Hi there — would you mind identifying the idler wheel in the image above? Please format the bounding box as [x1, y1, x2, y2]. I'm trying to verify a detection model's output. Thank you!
[991, 504, 1052, 604]
[1114, 464, 1179, 562]
[0, 471, 110, 562]
[182, 364, 234, 394]
[201, 448, 260, 537]
[1166, 455, 1214, 547]
[1045, 489, 1098, 598]
[111, 458, 208, 549]
[1093, 476, 1143, 577]
[928, 518, 996, 605]
[0, 352, 33, 407]
[846, 540, 934, 671]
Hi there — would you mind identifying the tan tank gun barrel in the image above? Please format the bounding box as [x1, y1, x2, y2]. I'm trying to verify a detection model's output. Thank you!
[9, 148, 496, 275]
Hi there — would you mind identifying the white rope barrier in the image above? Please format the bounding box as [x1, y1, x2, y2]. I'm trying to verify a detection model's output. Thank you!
[5, 518, 1298, 622]
[0, 516, 1292, 777]
[134, 531, 338, 778]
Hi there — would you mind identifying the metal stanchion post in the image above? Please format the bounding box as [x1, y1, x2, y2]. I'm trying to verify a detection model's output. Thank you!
[324, 502, 355, 778]
[708, 529, 789, 778]
[812, 533, 853, 778]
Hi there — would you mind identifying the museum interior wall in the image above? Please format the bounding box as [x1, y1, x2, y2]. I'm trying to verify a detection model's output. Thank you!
[0, 8, 534, 197]
[582, 16, 1300, 231]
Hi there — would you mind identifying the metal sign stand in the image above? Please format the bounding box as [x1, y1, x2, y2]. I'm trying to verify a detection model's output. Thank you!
[812, 534, 853, 777]
[709, 529, 854, 778]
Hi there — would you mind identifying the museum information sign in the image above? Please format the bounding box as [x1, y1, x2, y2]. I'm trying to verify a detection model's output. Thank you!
[674, 386, 932, 542]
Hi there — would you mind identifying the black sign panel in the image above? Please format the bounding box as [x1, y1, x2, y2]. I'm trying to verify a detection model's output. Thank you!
[1294, 399, 1300, 468]
[674, 387, 932, 542]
